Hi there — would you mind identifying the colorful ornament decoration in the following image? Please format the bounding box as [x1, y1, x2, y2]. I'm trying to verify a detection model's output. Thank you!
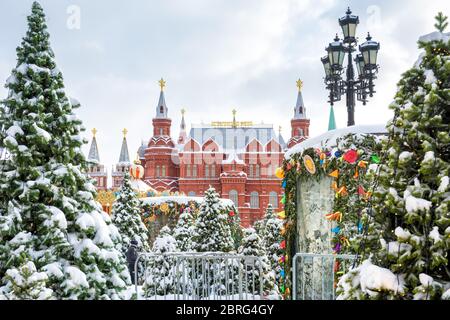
[130, 163, 144, 180]
[275, 167, 285, 179]
[370, 154, 380, 164]
[329, 169, 339, 178]
[229, 210, 235, 217]
[325, 211, 342, 222]
[303, 155, 316, 174]
[277, 211, 286, 219]
[343, 149, 358, 163]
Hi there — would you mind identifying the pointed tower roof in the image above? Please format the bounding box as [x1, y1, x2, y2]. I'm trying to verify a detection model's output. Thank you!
[178, 108, 187, 144]
[118, 128, 130, 163]
[294, 79, 306, 119]
[328, 105, 337, 131]
[278, 125, 286, 148]
[155, 78, 168, 118]
[88, 128, 100, 162]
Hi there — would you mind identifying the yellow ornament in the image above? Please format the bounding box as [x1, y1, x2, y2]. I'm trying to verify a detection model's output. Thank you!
[277, 211, 286, 219]
[275, 167, 285, 179]
[160, 203, 169, 214]
[303, 155, 316, 174]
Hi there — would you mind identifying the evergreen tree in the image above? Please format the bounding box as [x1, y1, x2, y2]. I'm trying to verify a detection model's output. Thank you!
[0, 2, 130, 299]
[111, 172, 150, 254]
[192, 187, 234, 252]
[262, 204, 284, 284]
[173, 208, 194, 252]
[338, 15, 450, 300]
[143, 226, 178, 297]
[0, 259, 53, 300]
[238, 228, 280, 298]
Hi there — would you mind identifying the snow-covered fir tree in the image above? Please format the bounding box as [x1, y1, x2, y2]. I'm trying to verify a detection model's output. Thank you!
[262, 204, 284, 284]
[192, 187, 234, 252]
[0, 2, 130, 299]
[111, 172, 149, 254]
[238, 228, 279, 298]
[143, 226, 178, 297]
[338, 14, 450, 300]
[0, 258, 53, 300]
[173, 208, 194, 252]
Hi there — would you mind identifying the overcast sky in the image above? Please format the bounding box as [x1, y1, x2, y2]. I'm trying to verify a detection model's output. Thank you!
[0, 0, 447, 174]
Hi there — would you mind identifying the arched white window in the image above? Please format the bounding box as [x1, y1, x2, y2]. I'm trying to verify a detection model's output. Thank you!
[161, 165, 166, 177]
[249, 165, 253, 177]
[156, 165, 160, 178]
[229, 190, 238, 206]
[250, 191, 259, 208]
[188, 191, 196, 196]
[192, 165, 197, 177]
[159, 128, 164, 135]
[255, 164, 260, 177]
[205, 165, 209, 177]
[269, 191, 278, 208]
[211, 165, 215, 177]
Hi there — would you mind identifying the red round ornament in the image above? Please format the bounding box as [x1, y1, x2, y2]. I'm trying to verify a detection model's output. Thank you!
[343, 149, 358, 163]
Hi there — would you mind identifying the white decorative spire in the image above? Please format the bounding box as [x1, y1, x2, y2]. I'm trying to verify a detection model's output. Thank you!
[155, 78, 168, 118]
[118, 128, 130, 163]
[88, 128, 100, 162]
[294, 79, 306, 119]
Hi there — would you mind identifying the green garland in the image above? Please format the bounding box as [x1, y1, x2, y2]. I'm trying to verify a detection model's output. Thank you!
[280, 133, 382, 299]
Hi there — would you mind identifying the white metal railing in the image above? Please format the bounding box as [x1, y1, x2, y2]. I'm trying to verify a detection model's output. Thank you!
[134, 252, 264, 300]
[292, 252, 356, 300]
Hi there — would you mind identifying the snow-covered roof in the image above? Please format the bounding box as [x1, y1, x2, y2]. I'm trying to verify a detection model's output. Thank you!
[418, 31, 450, 44]
[141, 195, 235, 207]
[285, 124, 387, 159]
[130, 179, 157, 193]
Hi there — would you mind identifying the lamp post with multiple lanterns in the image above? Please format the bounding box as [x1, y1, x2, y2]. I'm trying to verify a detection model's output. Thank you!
[321, 7, 380, 126]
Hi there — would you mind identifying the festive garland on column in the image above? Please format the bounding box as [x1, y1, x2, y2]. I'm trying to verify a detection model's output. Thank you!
[278, 133, 383, 299]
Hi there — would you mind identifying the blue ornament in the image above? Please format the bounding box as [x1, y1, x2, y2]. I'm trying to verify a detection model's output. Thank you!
[331, 226, 341, 234]
[282, 179, 287, 189]
[358, 222, 363, 233]
[280, 270, 285, 278]
[334, 150, 342, 158]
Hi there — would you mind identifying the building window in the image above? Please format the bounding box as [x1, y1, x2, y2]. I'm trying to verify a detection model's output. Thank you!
[188, 191, 196, 196]
[205, 165, 209, 177]
[192, 165, 197, 177]
[186, 164, 191, 177]
[160, 105, 164, 114]
[162, 165, 166, 177]
[159, 128, 163, 135]
[255, 164, 260, 177]
[249, 165, 253, 177]
[211, 165, 215, 177]
[269, 191, 278, 208]
[98, 178, 103, 187]
[250, 191, 259, 208]
[229, 190, 238, 206]
[156, 165, 160, 178]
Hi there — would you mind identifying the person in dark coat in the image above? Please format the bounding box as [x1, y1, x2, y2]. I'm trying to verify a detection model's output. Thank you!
[126, 239, 139, 285]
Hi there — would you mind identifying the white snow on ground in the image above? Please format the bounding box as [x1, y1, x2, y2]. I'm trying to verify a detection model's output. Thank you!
[285, 124, 387, 159]
[404, 190, 432, 213]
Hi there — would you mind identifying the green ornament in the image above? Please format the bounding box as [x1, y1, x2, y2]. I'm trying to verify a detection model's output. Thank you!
[281, 195, 286, 204]
[280, 285, 285, 293]
[371, 154, 380, 164]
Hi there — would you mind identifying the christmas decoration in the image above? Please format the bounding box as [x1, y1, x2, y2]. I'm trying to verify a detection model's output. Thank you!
[337, 14, 450, 300]
[303, 155, 316, 174]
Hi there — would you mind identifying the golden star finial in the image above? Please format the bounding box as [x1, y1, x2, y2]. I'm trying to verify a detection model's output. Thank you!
[296, 79, 303, 92]
[232, 109, 237, 116]
[92, 128, 97, 137]
[122, 128, 128, 137]
[181, 108, 186, 116]
[158, 78, 166, 91]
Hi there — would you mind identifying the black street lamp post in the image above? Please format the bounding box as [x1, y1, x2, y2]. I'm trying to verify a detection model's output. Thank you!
[321, 7, 380, 126]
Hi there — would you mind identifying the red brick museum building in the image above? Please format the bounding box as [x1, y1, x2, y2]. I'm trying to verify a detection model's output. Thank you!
[88, 79, 310, 226]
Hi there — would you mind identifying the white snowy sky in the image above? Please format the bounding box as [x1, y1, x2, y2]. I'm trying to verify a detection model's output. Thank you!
[0, 0, 447, 174]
